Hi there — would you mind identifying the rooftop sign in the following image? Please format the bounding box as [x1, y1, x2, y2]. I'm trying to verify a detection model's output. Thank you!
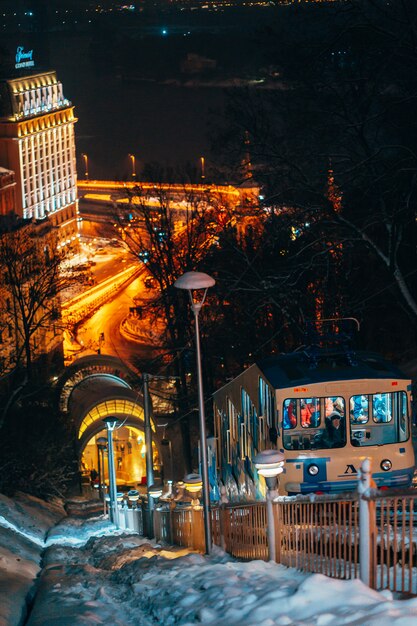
[15, 47, 35, 70]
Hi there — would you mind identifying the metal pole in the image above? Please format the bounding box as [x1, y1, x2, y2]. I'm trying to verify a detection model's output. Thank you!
[359, 457, 373, 586]
[97, 444, 101, 498]
[107, 428, 119, 527]
[192, 303, 212, 554]
[101, 447, 106, 500]
[169, 440, 173, 482]
[101, 447, 107, 516]
[266, 485, 278, 562]
[143, 373, 155, 538]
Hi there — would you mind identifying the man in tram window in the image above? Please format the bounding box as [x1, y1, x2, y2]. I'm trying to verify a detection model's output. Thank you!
[321, 411, 345, 448]
[318, 411, 345, 448]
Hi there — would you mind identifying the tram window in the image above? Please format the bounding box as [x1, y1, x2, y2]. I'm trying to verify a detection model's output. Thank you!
[282, 396, 345, 450]
[301, 398, 321, 428]
[350, 395, 369, 424]
[350, 391, 408, 446]
[373, 393, 392, 423]
[399, 392, 408, 434]
[283, 399, 296, 429]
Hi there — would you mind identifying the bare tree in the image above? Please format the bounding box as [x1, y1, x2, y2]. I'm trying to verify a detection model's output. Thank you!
[0, 222, 72, 382]
[212, 0, 417, 356]
[113, 182, 236, 468]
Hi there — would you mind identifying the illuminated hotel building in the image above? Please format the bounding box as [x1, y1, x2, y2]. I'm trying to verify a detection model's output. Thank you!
[0, 70, 79, 247]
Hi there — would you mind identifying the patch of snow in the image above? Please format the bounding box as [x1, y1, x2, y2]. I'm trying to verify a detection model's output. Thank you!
[1, 495, 417, 625]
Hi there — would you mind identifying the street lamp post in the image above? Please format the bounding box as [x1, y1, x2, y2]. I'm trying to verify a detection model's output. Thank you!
[96, 436, 107, 502]
[200, 156, 205, 180]
[253, 449, 285, 562]
[174, 271, 215, 554]
[158, 421, 173, 481]
[129, 153, 136, 180]
[148, 484, 163, 539]
[102, 416, 120, 527]
[142, 373, 155, 538]
[161, 435, 173, 481]
[81, 153, 89, 180]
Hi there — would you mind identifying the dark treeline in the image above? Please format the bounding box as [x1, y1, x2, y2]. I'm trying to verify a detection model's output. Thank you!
[207, 0, 417, 372]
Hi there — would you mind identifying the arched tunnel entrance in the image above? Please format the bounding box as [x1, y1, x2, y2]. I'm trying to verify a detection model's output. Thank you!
[57, 355, 162, 490]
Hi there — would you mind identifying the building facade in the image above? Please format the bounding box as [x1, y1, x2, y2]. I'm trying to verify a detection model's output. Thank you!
[0, 70, 79, 248]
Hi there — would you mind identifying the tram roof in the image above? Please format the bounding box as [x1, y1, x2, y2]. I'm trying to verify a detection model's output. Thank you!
[256, 350, 408, 389]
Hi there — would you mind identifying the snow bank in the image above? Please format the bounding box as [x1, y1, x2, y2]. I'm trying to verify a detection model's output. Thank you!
[0, 492, 65, 626]
[23, 514, 417, 626]
[2, 497, 417, 626]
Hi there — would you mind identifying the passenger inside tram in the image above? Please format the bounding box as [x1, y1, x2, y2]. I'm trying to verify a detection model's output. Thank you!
[350, 395, 369, 423]
[373, 394, 391, 422]
[315, 412, 345, 449]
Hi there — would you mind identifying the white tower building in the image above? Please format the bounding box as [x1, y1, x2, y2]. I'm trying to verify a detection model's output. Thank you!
[0, 70, 79, 247]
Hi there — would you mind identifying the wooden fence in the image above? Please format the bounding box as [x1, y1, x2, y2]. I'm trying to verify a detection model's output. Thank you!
[366, 489, 417, 594]
[275, 493, 359, 579]
[152, 486, 417, 595]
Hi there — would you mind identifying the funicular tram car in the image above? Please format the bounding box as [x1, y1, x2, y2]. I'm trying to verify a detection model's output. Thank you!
[212, 350, 415, 499]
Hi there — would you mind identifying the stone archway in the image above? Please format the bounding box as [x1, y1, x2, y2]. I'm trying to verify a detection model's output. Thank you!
[57, 354, 137, 413]
[56, 354, 161, 487]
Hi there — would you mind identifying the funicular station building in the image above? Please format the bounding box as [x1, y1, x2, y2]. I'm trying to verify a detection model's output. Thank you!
[57, 355, 162, 490]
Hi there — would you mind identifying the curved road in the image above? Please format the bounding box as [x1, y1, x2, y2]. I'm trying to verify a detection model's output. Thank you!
[72, 275, 156, 371]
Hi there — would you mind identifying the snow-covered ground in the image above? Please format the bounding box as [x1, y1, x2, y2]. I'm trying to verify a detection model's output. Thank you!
[1, 493, 417, 626]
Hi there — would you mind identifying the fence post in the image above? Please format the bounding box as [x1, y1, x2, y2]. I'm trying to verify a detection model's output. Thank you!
[219, 486, 228, 551]
[153, 507, 160, 542]
[168, 500, 175, 545]
[266, 489, 278, 562]
[191, 505, 204, 551]
[358, 457, 375, 587]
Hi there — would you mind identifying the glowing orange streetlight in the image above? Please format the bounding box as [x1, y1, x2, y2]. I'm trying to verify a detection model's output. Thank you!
[200, 156, 205, 181]
[81, 153, 89, 180]
[129, 154, 136, 180]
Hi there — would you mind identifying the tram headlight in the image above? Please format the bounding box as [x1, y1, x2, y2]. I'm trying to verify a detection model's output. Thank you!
[307, 464, 319, 476]
[381, 459, 392, 472]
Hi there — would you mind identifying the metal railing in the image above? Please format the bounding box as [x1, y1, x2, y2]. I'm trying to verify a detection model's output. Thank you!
[143, 464, 417, 596]
[221, 503, 268, 561]
[276, 493, 359, 579]
[365, 489, 417, 595]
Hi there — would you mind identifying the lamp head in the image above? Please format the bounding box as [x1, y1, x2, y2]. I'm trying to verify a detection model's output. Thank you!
[184, 473, 203, 493]
[174, 271, 215, 291]
[253, 449, 285, 479]
[102, 416, 120, 431]
[174, 272, 215, 309]
[149, 484, 163, 499]
[128, 489, 140, 502]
